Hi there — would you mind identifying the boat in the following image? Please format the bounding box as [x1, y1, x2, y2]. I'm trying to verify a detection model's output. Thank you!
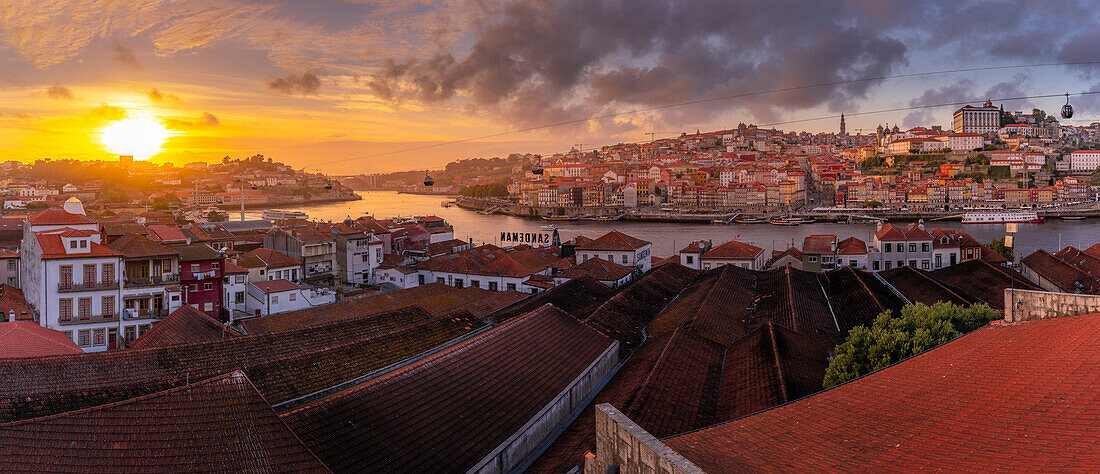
[540, 224, 558, 231]
[768, 216, 812, 226]
[542, 215, 575, 221]
[735, 217, 764, 224]
[441, 200, 454, 208]
[961, 210, 1043, 224]
[1060, 216, 1086, 220]
[595, 216, 615, 222]
[261, 209, 309, 221]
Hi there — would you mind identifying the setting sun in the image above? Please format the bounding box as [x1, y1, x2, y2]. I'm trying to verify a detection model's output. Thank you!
[99, 115, 173, 160]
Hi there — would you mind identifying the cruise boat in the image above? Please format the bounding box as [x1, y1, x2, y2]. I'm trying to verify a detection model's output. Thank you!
[962, 210, 1043, 224]
[261, 209, 309, 221]
[542, 215, 575, 222]
[768, 216, 811, 226]
[734, 217, 765, 224]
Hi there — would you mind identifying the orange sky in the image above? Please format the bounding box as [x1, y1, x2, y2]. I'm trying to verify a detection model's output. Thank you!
[1, 1, 1097, 173]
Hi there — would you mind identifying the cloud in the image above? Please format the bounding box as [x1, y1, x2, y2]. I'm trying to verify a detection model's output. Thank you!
[46, 84, 74, 100]
[268, 71, 321, 95]
[111, 39, 139, 68]
[87, 104, 127, 121]
[145, 87, 178, 102]
[366, 0, 908, 131]
[200, 112, 219, 126]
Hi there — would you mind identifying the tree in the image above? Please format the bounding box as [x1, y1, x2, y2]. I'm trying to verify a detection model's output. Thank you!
[1090, 166, 1100, 186]
[206, 210, 227, 222]
[103, 189, 129, 203]
[823, 302, 1000, 388]
[864, 200, 883, 208]
[991, 237, 1013, 262]
[988, 165, 1010, 180]
[26, 201, 49, 210]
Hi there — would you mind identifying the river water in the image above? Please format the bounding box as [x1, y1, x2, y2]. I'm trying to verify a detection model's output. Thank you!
[251, 191, 1099, 260]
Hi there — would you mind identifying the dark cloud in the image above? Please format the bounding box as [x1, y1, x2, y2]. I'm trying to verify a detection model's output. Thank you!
[367, 0, 908, 130]
[146, 87, 179, 102]
[111, 40, 139, 69]
[268, 72, 321, 95]
[902, 74, 1032, 127]
[46, 85, 74, 100]
[200, 112, 220, 126]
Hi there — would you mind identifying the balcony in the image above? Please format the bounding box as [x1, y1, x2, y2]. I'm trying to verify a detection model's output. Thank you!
[58, 313, 120, 326]
[123, 308, 169, 320]
[123, 274, 180, 288]
[57, 280, 120, 292]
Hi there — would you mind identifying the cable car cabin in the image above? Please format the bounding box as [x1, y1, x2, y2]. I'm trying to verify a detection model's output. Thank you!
[531, 164, 544, 175]
[1062, 93, 1074, 119]
[423, 175, 434, 186]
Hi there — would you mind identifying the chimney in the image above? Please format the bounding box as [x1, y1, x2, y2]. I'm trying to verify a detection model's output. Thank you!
[8, 310, 14, 323]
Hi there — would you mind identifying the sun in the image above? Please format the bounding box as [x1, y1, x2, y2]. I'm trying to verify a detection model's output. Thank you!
[99, 114, 174, 160]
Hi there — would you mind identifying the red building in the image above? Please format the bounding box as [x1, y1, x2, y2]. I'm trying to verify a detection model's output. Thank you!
[176, 244, 225, 320]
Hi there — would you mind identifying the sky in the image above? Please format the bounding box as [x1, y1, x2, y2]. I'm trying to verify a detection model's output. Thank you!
[2, 0, 1100, 173]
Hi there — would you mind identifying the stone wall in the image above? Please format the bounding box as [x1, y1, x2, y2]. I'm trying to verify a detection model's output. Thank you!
[1003, 288, 1100, 323]
[583, 404, 702, 474]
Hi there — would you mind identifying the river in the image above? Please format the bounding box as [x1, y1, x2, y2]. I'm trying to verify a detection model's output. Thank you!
[250, 191, 1099, 260]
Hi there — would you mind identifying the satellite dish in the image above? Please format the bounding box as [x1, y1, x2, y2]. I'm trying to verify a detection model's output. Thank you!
[1061, 93, 1074, 119]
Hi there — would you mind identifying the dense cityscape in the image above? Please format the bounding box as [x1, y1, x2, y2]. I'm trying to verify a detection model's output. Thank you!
[2, 1, 1100, 472]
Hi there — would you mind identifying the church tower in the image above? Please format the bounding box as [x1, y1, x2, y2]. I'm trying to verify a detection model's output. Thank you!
[840, 114, 846, 135]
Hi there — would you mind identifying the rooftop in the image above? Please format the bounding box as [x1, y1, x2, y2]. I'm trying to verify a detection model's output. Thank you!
[128, 305, 239, 349]
[0, 322, 82, 358]
[576, 230, 650, 251]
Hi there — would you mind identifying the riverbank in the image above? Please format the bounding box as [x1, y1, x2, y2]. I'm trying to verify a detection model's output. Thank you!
[211, 194, 361, 210]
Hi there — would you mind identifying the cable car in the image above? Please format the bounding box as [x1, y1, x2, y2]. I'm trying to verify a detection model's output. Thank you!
[423, 174, 434, 187]
[532, 163, 544, 175]
[1061, 93, 1074, 119]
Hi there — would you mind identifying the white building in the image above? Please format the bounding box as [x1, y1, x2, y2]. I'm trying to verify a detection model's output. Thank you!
[330, 221, 384, 285]
[245, 279, 335, 316]
[376, 266, 419, 289]
[1069, 150, 1100, 172]
[18, 201, 159, 352]
[106, 233, 184, 344]
[952, 101, 1000, 134]
[0, 249, 18, 287]
[935, 133, 984, 151]
[698, 240, 767, 270]
[222, 261, 249, 321]
[236, 248, 303, 283]
[575, 231, 652, 273]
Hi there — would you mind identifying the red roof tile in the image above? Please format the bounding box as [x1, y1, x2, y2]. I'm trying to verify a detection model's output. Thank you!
[106, 233, 177, 259]
[0, 322, 82, 358]
[1022, 249, 1098, 293]
[238, 248, 302, 269]
[0, 371, 328, 471]
[34, 233, 123, 260]
[702, 240, 763, 260]
[128, 305, 240, 349]
[281, 304, 615, 473]
[802, 234, 836, 255]
[558, 256, 634, 281]
[146, 224, 188, 243]
[576, 230, 650, 251]
[930, 260, 1039, 310]
[836, 236, 867, 255]
[0, 285, 32, 322]
[663, 313, 1100, 471]
[27, 209, 96, 226]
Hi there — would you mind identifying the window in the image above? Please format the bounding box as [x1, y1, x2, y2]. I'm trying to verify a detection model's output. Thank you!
[204, 283, 213, 291]
[896, 260, 903, 268]
[884, 261, 892, 270]
[83, 264, 96, 285]
[362, 254, 369, 262]
[260, 269, 266, 275]
[271, 296, 279, 304]
[93, 328, 105, 346]
[59, 298, 73, 321]
[190, 264, 200, 272]
[436, 277, 445, 284]
[234, 292, 244, 304]
[873, 261, 880, 271]
[884, 243, 891, 253]
[935, 254, 942, 267]
[78, 329, 91, 347]
[908, 260, 916, 267]
[686, 256, 694, 264]
[418, 274, 425, 285]
[921, 260, 930, 270]
[622, 255, 628, 264]
[59, 265, 72, 288]
[78, 297, 92, 320]
[488, 281, 498, 291]
[922, 243, 929, 252]
[6, 260, 13, 271]
[909, 243, 917, 252]
[124, 326, 135, 342]
[506, 283, 516, 291]
[63, 330, 73, 342]
[454, 279, 463, 288]
[808, 256, 818, 263]
[289, 293, 296, 301]
[80, 240, 87, 248]
[102, 263, 115, 283]
[70, 240, 78, 249]
[101, 295, 115, 317]
[189, 284, 198, 291]
[204, 302, 214, 312]
[211, 262, 220, 270]
[138, 324, 150, 336]
[471, 280, 480, 288]
[234, 275, 244, 284]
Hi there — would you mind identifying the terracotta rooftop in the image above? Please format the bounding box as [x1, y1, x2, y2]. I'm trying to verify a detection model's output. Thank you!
[930, 259, 1039, 310]
[281, 304, 614, 473]
[558, 255, 634, 282]
[0, 284, 32, 322]
[99, 221, 147, 236]
[146, 224, 188, 243]
[128, 305, 239, 349]
[663, 313, 1100, 471]
[1054, 246, 1100, 280]
[106, 233, 178, 259]
[584, 263, 698, 349]
[0, 322, 82, 358]
[175, 243, 222, 262]
[27, 208, 96, 226]
[701, 240, 763, 260]
[1023, 249, 1099, 293]
[489, 276, 615, 324]
[822, 266, 907, 333]
[238, 248, 302, 269]
[879, 265, 976, 307]
[836, 236, 867, 255]
[0, 371, 328, 472]
[576, 230, 650, 251]
[802, 234, 836, 255]
[34, 233, 123, 260]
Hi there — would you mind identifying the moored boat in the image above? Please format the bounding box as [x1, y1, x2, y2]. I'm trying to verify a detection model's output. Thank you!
[961, 210, 1043, 224]
[542, 215, 575, 221]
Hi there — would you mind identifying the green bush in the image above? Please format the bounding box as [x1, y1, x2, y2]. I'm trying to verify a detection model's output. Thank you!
[988, 165, 1010, 180]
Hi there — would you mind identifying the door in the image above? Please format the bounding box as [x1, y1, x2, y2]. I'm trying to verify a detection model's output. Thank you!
[107, 327, 118, 350]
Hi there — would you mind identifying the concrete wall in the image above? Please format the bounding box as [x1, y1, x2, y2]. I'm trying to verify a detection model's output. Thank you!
[583, 404, 702, 474]
[1003, 288, 1100, 323]
[471, 340, 620, 474]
